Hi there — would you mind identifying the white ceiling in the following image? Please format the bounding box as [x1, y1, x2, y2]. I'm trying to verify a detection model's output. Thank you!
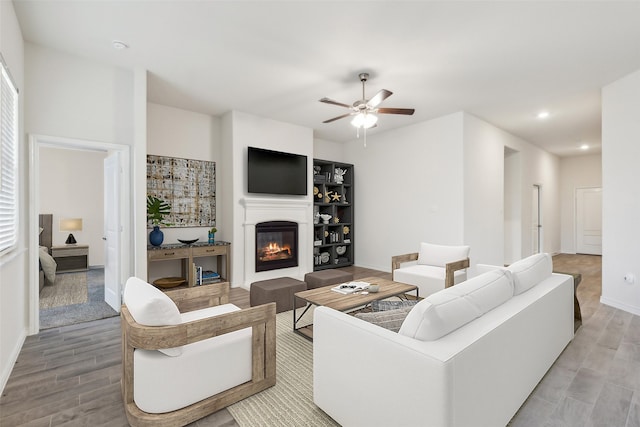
[12, 1, 640, 156]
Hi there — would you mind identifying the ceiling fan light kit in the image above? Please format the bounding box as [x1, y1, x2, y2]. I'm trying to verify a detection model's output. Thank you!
[320, 72, 415, 146]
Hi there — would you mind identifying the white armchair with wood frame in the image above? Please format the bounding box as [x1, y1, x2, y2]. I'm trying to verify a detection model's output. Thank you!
[121, 277, 276, 427]
[391, 242, 470, 297]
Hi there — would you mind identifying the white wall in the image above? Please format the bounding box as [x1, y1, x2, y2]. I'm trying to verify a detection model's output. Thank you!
[343, 112, 465, 272]
[146, 103, 222, 281]
[463, 113, 561, 268]
[602, 68, 640, 315]
[0, 0, 26, 393]
[313, 138, 345, 162]
[25, 43, 134, 144]
[559, 153, 602, 253]
[39, 147, 106, 265]
[504, 148, 522, 264]
[146, 102, 222, 243]
[223, 111, 313, 288]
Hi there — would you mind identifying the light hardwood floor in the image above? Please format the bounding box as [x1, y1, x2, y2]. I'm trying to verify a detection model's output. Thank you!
[3, 257, 638, 427]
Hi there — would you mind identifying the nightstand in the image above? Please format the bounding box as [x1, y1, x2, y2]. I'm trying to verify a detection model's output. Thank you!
[51, 245, 89, 273]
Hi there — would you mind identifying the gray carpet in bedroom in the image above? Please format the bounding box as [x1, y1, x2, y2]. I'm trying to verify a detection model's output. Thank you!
[39, 268, 118, 330]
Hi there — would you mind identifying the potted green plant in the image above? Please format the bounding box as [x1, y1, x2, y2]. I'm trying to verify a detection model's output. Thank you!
[147, 196, 171, 246]
[208, 226, 217, 244]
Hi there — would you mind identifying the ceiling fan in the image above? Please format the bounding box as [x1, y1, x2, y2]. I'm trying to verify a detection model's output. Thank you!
[320, 73, 415, 132]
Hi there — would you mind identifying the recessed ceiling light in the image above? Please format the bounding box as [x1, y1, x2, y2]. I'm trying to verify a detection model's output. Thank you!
[537, 111, 550, 119]
[112, 40, 129, 50]
[580, 144, 589, 150]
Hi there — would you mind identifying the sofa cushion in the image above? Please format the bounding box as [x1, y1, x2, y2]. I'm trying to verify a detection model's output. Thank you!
[507, 253, 552, 295]
[398, 269, 514, 341]
[417, 242, 470, 267]
[123, 277, 183, 356]
[355, 306, 413, 333]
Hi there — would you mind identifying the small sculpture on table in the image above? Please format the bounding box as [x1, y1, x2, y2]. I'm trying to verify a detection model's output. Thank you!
[334, 168, 347, 184]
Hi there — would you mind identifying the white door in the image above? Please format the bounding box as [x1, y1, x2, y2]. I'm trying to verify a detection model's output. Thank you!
[576, 187, 602, 255]
[104, 152, 121, 311]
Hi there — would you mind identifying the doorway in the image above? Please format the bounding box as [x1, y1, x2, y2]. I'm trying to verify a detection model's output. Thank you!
[29, 135, 131, 334]
[532, 184, 542, 254]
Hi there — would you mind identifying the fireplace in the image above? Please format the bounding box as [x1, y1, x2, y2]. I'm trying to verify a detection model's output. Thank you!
[255, 221, 298, 272]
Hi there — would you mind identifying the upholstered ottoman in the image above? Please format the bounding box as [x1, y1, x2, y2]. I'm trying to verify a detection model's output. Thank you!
[250, 277, 307, 313]
[304, 269, 354, 290]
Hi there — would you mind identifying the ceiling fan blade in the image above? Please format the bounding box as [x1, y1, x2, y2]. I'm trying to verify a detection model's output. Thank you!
[377, 107, 415, 115]
[319, 97, 351, 108]
[323, 113, 353, 123]
[367, 89, 393, 108]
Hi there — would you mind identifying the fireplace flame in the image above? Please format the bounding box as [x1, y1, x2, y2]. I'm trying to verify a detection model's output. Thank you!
[258, 241, 292, 262]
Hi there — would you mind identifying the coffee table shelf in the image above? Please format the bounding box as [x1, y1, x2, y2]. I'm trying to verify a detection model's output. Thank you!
[293, 276, 418, 340]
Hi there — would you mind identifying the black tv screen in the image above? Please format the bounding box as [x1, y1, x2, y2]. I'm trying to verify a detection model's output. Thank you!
[247, 147, 308, 195]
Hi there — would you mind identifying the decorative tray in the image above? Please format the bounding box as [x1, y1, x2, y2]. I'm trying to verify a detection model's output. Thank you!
[153, 277, 187, 288]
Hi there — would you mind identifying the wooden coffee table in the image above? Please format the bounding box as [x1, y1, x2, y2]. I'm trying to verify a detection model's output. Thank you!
[293, 276, 418, 340]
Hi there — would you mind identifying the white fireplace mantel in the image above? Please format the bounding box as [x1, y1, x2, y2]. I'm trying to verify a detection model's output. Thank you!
[241, 197, 312, 287]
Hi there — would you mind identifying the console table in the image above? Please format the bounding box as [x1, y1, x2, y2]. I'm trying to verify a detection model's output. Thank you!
[147, 242, 230, 287]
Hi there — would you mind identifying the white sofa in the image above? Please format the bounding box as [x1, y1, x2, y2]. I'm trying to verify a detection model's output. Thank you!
[313, 253, 574, 427]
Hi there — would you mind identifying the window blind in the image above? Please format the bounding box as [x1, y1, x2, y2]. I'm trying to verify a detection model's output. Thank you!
[0, 58, 18, 254]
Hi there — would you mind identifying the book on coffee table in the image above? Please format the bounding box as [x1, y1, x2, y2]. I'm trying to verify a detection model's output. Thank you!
[331, 281, 370, 294]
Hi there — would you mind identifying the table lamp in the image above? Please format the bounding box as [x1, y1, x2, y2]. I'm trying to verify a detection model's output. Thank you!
[59, 218, 82, 245]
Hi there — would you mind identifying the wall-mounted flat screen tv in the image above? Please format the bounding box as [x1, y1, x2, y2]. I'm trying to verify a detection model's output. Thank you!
[247, 147, 308, 195]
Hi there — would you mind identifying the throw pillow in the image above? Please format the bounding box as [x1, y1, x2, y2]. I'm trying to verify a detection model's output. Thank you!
[398, 269, 513, 341]
[371, 299, 419, 312]
[507, 253, 552, 295]
[123, 277, 183, 356]
[355, 306, 414, 333]
[417, 242, 470, 267]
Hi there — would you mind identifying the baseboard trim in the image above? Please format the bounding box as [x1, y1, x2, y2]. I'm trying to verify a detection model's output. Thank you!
[600, 296, 640, 316]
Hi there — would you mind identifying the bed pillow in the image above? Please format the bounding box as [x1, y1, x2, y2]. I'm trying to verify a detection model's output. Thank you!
[123, 277, 183, 356]
[399, 269, 513, 341]
[507, 253, 552, 295]
[417, 242, 470, 267]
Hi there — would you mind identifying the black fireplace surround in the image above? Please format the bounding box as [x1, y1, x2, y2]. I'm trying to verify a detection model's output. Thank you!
[255, 221, 298, 272]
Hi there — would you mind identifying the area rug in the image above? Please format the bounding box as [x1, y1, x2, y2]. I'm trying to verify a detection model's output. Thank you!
[39, 269, 118, 330]
[227, 310, 339, 427]
[39, 272, 88, 309]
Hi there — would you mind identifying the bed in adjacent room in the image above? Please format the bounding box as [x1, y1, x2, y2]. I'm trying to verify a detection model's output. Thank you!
[39, 214, 57, 292]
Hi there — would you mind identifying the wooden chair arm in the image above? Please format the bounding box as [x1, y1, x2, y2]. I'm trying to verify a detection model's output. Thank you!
[444, 258, 470, 288]
[164, 282, 230, 312]
[122, 302, 276, 350]
[391, 252, 419, 273]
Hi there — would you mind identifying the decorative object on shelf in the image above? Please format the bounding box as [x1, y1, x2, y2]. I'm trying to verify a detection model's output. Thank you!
[208, 227, 217, 244]
[147, 155, 216, 227]
[320, 252, 330, 264]
[314, 212, 320, 224]
[149, 226, 164, 246]
[343, 226, 350, 235]
[337, 246, 347, 255]
[320, 214, 332, 224]
[324, 193, 330, 203]
[334, 168, 347, 184]
[153, 277, 186, 289]
[147, 196, 172, 246]
[59, 217, 83, 245]
[317, 192, 323, 199]
[333, 217, 340, 223]
[313, 186, 319, 195]
[324, 230, 329, 238]
[178, 238, 199, 245]
[330, 192, 341, 202]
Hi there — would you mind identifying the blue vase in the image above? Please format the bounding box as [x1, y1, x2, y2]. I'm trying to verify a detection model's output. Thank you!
[149, 226, 164, 246]
[208, 232, 215, 244]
